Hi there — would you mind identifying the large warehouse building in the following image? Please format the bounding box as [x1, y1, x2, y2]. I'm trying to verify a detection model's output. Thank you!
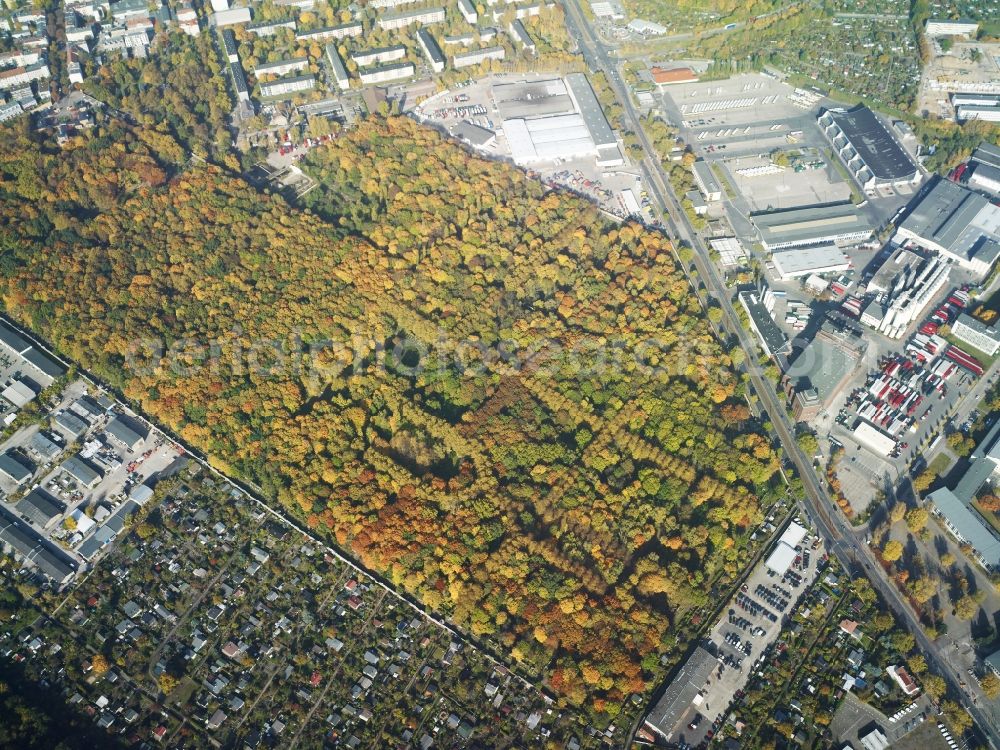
[770, 244, 852, 280]
[895, 178, 1000, 278]
[752, 202, 874, 251]
[817, 105, 920, 191]
[500, 74, 623, 167]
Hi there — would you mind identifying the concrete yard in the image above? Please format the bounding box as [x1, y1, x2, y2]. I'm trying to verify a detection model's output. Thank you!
[721, 151, 851, 213]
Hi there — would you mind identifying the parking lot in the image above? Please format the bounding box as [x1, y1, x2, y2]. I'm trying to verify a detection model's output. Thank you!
[667, 521, 824, 746]
[721, 151, 852, 213]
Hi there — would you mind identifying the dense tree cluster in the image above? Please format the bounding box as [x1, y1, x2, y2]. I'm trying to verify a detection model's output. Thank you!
[0, 115, 781, 711]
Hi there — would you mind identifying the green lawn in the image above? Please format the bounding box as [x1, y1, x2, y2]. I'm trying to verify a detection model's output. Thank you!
[927, 452, 952, 477]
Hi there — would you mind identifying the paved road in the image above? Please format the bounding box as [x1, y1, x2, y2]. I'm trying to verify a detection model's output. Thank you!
[558, 0, 1000, 745]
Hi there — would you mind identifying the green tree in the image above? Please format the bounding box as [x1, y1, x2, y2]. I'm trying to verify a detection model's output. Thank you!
[905, 507, 929, 533]
[981, 671, 1000, 700]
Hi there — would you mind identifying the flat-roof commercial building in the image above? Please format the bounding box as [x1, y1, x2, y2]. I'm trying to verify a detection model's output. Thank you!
[738, 286, 789, 357]
[0, 506, 77, 584]
[54, 410, 88, 439]
[818, 105, 920, 191]
[453, 45, 505, 69]
[504, 114, 596, 164]
[895, 178, 1000, 278]
[325, 44, 350, 90]
[973, 142, 1000, 170]
[691, 160, 721, 202]
[259, 74, 315, 98]
[0, 452, 32, 485]
[651, 66, 698, 85]
[952, 314, 1000, 356]
[17, 488, 65, 529]
[377, 5, 445, 30]
[644, 646, 718, 740]
[254, 57, 308, 77]
[752, 203, 874, 252]
[351, 45, 407, 67]
[711, 237, 746, 268]
[358, 62, 414, 85]
[416, 28, 445, 73]
[930, 486, 1000, 570]
[771, 244, 852, 280]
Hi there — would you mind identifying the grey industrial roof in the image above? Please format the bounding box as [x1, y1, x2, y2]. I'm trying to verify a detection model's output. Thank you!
[28, 431, 61, 462]
[826, 105, 917, 180]
[645, 646, 718, 739]
[453, 121, 495, 146]
[565, 73, 616, 149]
[0, 506, 76, 582]
[18, 488, 65, 527]
[416, 28, 444, 64]
[973, 141, 1000, 169]
[0, 322, 30, 354]
[106, 415, 145, 449]
[899, 178, 1000, 261]
[692, 160, 719, 193]
[970, 162, 1000, 189]
[62, 454, 102, 486]
[753, 202, 873, 246]
[0, 452, 31, 483]
[55, 410, 88, 437]
[929, 487, 1000, 568]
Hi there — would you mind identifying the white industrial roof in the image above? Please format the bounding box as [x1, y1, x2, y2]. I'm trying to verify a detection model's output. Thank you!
[779, 521, 807, 549]
[771, 244, 852, 279]
[765, 543, 797, 576]
[503, 114, 597, 164]
[853, 421, 896, 456]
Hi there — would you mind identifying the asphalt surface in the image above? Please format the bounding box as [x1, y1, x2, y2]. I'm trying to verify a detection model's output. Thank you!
[558, 0, 1000, 745]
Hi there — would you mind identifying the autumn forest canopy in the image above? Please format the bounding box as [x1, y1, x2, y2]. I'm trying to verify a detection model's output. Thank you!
[0, 115, 784, 712]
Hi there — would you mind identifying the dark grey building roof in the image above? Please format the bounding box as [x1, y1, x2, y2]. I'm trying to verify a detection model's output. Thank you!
[453, 121, 495, 147]
[0, 321, 31, 354]
[565, 73, 616, 149]
[899, 178, 999, 260]
[416, 28, 444, 66]
[28, 431, 61, 462]
[62, 455, 102, 487]
[0, 452, 32, 483]
[645, 646, 718, 739]
[221, 28, 238, 57]
[22, 347, 66, 379]
[54, 410, 88, 437]
[18, 488, 65, 528]
[105, 415, 145, 450]
[827, 105, 918, 180]
[752, 202, 873, 247]
[973, 141, 1000, 169]
[230, 63, 248, 94]
[738, 289, 789, 357]
[0, 506, 76, 582]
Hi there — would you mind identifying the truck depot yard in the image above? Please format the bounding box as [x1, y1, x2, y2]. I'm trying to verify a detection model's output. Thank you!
[722, 152, 852, 213]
